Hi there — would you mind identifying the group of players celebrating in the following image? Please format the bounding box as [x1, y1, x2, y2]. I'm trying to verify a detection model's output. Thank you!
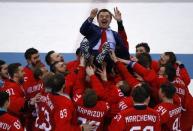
[0, 7, 193, 131]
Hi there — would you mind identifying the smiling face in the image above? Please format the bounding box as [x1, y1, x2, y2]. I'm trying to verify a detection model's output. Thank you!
[97, 11, 112, 29]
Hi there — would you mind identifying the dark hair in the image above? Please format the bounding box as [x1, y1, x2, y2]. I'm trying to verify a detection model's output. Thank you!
[119, 81, 131, 96]
[50, 61, 60, 73]
[45, 50, 55, 66]
[0, 60, 6, 71]
[136, 42, 150, 53]
[51, 74, 65, 93]
[33, 67, 43, 80]
[83, 88, 98, 108]
[8, 63, 21, 78]
[137, 53, 152, 68]
[0, 91, 9, 107]
[131, 84, 150, 103]
[76, 48, 81, 56]
[42, 72, 54, 89]
[24, 48, 39, 60]
[97, 9, 112, 20]
[165, 64, 176, 82]
[164, 52, 176, 65]
[160, 83, 176, 99]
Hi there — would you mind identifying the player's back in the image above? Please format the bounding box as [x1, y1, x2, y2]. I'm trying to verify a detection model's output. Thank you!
[34, 92, 54, 131]
[0, 80, 25, 117]
[124, 106, 160, 130]
[50, 93, 80, 131]
[76, 99, 109, 131]
[155, 102, 181, 131]
[109, 105, 161, 131]
[118, 96, 133, 111]
[0, 111, 24, 131]
[1, 80, 25, 97]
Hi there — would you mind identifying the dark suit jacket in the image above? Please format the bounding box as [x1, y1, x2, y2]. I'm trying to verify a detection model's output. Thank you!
[80, 18, 130, 59]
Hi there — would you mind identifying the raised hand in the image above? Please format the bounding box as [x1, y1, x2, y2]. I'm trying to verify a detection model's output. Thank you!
[29, 93, 41, 105]
[90, 8, 98, 19]
[79, 55, 85, 67]
[86, 66, 95, 77]
[96, 63, 108, 82]
[82, 120, 97, 131]
[113, 7, 122, 22]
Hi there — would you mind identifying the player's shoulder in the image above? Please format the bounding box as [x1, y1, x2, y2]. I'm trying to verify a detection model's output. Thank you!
[52, 93, 74, 108]
[119, 107, 135, 116]
[122, 97, 133, 103]
[147, 107, 160, 115]
[1, 112, 19, 122]
[156, 102, 177, 111]
[96, 101, 110, 111]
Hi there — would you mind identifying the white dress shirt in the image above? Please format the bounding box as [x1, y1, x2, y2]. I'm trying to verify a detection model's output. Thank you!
[93, 28, 116, 50]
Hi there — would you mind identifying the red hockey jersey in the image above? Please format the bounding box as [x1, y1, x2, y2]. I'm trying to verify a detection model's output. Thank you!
[109, 105, 161, 131]
[155, 102, 182, 131]
[0, 111, 24, 131]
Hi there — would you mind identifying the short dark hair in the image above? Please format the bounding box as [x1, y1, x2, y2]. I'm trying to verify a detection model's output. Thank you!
[51, 74, 65, 93]
[132, 84, 150, 103]
[97, 9, 112, 20]
[160, 83, 176, 99]
[164, 52, 176, 65]
[45, 50, 55, 66]
[136, 42, 150, 53]
[76, 48, 81, 56]
[8, 63, 21, 78]
[42, 72, 54, 89]
[0, 60, 6, 71]
[33, 67, 43, 80]
[137, 53, 152, 68]
[0, 91, 9, 107]
[165, 64, 176, 82]
[83, 88, 98, 108]
[24, 48, 39, 60]
[119, 81, 131, 96]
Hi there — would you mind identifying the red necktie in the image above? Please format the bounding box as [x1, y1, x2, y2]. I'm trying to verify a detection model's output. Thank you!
[99, 29, 107, 52]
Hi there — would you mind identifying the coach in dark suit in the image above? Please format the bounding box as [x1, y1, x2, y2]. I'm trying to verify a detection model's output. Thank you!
[80, 8, 130, 60]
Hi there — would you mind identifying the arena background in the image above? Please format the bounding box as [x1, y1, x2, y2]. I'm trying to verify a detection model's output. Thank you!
[0, 0, 193, 95]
